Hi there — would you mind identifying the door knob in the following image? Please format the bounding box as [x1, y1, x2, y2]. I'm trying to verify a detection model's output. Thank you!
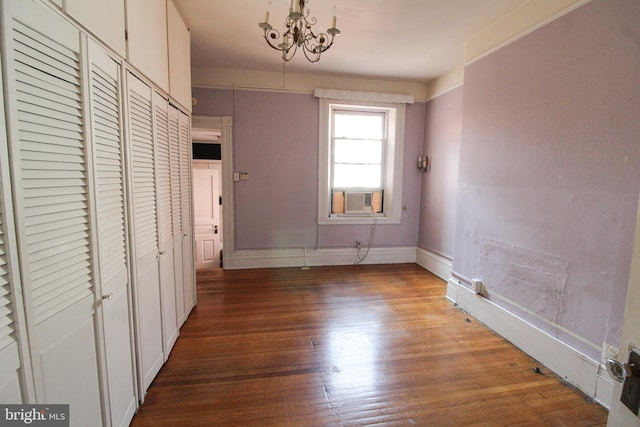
[608, 348, 640, 415]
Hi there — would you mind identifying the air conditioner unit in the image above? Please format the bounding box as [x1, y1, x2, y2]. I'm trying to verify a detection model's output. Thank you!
[345, 191, 373, 213]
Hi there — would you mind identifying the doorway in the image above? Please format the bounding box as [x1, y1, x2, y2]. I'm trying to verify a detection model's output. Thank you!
[191, 116, 232, 270]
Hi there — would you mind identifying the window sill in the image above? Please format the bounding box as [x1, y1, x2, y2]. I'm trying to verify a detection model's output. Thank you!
[318, 216, 401, 225]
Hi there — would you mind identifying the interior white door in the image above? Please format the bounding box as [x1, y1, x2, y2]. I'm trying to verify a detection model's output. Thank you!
[126, 72, 163, 397]
[1, 2, 103, 424]
[193, 163, 221, 269]
[87, 39, 137, 427]
[607, 194, 640, 426]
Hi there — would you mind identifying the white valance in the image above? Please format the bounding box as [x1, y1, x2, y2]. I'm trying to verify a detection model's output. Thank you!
[313, 88, 414, 104]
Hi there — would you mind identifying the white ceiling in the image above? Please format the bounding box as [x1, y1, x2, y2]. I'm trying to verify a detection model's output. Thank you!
[173, 0, 529, 83]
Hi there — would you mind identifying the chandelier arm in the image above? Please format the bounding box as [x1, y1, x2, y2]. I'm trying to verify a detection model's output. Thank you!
[262, 28, 286, 52]
[302, 47, 321, 63]
[282, 42, 298, 62]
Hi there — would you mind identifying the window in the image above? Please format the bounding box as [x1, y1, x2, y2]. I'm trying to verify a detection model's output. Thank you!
[315, 89, 413, 224]
[333, 110, 384, 188]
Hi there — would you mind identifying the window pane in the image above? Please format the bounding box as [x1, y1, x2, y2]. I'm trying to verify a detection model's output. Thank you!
[334, 139, 382, 164]
[334, 113, 384, 139]
[334, 164, 382, 188]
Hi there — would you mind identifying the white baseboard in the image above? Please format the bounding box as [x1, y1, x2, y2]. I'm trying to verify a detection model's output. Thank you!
[416, 247, 452, 281]
[447, 277, 613, 408]
[224, 246, 417, 270]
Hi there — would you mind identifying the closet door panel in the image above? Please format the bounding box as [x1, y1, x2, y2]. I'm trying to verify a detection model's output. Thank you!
[1, 2, 103, 424]
[126, 72, 163, 395]
[0, 15, 31, 404]
[153, 91, 178, 357]
[179, 111, 195, 315]
[168, 106, 185, 326]
[88, 40, 137, 427]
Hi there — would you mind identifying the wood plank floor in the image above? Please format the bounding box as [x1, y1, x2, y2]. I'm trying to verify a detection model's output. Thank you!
[130, 264, 608, 426]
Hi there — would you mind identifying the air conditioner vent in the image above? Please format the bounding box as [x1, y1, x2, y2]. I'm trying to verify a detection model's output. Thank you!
[345, 192, 373, 213]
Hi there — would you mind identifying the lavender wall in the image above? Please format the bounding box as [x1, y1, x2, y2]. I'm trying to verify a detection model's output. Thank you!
[418, 86, 463, 259]
[192, 87, 424, 250]
[454, 0, 640, 360]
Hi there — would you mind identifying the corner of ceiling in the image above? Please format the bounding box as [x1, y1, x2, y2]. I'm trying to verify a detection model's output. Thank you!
[465, 0, 591, 65]
[425, 66, 465, 101]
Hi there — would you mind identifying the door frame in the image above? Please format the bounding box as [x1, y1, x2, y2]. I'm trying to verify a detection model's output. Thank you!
[191, 116, 233, 269]
[607, 192, 640, 426]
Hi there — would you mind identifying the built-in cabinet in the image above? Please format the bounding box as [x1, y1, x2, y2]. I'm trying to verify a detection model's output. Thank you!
[0, 0, 194, 426]
[125, 0, 170, 94]
[167, 0, 192, 111]
[65, 0, 126, 57]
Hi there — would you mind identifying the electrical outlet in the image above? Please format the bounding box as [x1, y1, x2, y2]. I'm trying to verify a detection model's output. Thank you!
[603, 343, 619, 361]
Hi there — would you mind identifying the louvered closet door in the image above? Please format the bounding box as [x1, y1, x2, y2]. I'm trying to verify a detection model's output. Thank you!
[126, 72, 163, 395]
[153, 92, 178, 357]
[168, 106, 185, 326]
[1, 1, 103, 424]
[0, 52, 30, 403]
[179, 110, 195, 315]
[0, 170, 24, 403]
[87, 40, 137, 427]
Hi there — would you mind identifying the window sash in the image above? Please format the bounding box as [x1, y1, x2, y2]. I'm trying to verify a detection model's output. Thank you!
[330, 109, 387, 191]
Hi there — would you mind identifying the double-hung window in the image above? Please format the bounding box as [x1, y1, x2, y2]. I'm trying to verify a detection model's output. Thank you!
[315, 89, 413, 225]
[332, 108, 385, 214]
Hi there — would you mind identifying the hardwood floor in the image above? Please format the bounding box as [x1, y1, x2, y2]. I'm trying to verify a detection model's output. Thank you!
[130, 264, 608, 426]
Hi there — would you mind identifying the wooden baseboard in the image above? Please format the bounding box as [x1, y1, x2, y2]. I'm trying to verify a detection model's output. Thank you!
[416, 247, 452, 281]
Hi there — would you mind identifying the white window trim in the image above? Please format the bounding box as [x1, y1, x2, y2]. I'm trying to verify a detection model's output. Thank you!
[315, 89, 413, 225]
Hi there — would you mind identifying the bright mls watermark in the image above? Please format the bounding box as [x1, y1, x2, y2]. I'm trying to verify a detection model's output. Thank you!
[0, 405, 68, 426]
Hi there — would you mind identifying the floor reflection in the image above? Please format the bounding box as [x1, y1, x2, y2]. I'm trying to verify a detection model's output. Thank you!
[328, 322, 379, 390]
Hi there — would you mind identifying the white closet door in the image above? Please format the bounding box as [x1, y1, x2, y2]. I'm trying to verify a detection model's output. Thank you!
[168, 106, 185, 326]
[88, 40, 137, 427]
[1, 1, 103, 425]
[179, 111, 195, 315]
[154, 92, 178, 357]
[0, 172, 23, 404]
[0, 48, 31, 404]
[126, 72, 163, 396]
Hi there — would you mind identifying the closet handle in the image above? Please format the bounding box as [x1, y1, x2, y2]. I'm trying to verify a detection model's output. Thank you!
[101, 293, 113, 301]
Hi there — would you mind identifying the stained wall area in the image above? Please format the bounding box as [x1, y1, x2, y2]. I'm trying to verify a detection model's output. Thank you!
[452, 0, 640, 361]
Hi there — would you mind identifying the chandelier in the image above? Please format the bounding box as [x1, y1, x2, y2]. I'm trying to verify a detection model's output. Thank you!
[259, 0, 340, 63]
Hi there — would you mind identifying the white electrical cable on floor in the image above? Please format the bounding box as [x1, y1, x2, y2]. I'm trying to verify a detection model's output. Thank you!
[354, 218, 378, 265]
